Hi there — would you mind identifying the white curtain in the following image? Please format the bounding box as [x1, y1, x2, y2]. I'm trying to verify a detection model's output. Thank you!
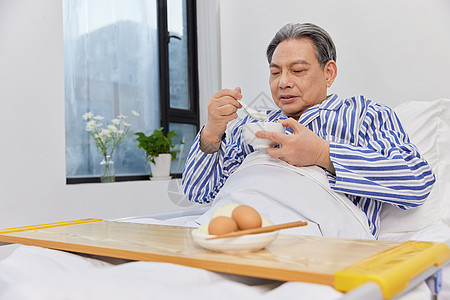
[63, 0, 160, 177]
[196, 0, 221, 126]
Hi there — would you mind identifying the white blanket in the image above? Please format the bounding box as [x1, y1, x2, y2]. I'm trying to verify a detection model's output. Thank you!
[0, 245, 434, 300]
[190, 151, 374, 239]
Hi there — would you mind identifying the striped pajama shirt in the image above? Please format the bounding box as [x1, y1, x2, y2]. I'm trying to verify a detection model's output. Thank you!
[182, 94, 435, 238]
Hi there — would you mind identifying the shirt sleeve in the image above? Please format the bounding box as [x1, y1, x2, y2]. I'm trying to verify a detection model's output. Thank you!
[182, 120, 249, 204]
[327, 102, 435, 209]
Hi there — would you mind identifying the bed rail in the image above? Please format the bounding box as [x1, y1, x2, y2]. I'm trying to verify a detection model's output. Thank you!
[340, 239, 450, 300]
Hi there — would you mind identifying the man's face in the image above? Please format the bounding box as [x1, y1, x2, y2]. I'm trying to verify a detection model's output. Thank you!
[269, 38, 330, 120]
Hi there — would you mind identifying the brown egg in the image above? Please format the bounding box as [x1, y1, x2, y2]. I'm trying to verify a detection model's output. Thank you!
[231, 205, 262, 230]
[208, 216, 238, 235]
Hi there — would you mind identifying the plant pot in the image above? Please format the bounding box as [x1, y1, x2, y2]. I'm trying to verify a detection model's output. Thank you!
[149, 153, 172, 178]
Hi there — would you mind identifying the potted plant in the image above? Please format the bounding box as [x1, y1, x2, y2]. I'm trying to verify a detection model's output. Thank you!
[135, 128, 182, 179]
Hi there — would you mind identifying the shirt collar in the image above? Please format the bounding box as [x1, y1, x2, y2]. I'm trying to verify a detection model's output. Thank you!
[317, 93, 342, 110]
[299, 93, 342, 125]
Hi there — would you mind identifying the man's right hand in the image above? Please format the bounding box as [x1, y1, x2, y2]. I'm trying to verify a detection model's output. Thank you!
[202, 87, 243, 143]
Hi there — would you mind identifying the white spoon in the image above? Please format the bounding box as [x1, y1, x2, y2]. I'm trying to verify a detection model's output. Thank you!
[238, 100, 268, 121]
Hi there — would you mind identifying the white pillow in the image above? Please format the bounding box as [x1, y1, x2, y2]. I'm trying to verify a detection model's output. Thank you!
[380, 99, 450, 234]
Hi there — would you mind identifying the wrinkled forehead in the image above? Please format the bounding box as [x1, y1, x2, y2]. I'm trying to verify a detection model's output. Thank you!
[270, 38, 319, 67]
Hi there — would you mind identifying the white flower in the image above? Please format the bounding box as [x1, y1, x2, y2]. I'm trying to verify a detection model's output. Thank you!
[82, 112, 93, 120]
[101, 129, 111, 137]
[131, 110, 139, 117]
[107, 125, 118, 133]
[84, 111, 134, 156]
[85, 120, 96, 132]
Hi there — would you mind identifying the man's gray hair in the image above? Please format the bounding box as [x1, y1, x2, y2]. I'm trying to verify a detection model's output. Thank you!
[266, 23, 337, 67]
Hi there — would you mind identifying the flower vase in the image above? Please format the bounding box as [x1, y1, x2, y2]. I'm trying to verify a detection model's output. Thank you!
[100, 155, 115, 183]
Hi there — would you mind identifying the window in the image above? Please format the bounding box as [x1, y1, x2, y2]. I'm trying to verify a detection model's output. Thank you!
[63, 0, 199, 183]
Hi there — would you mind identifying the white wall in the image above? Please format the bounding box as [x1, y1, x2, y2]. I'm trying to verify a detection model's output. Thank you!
[219, 0, 450, 109]
[0, 0, 203, 237]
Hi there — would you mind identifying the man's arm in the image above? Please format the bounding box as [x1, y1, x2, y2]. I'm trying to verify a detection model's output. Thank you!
[182, 88, 244, 203]
[327, 104, 435, 208]
[182, 121, 250, 204]
[182, 129, 224, 204]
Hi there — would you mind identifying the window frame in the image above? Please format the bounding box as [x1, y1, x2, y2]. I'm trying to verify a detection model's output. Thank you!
[66, 0, 199, 184]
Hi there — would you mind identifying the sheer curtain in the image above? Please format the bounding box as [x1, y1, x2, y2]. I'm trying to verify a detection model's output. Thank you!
[63, 0, 160, 177]
[196, 0, 221, 126]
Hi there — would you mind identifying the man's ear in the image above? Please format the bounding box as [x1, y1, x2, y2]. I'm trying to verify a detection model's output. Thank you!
[324, 60, 337, 88]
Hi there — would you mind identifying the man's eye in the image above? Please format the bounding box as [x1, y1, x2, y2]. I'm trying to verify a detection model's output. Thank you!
[270, 71, 280, 76]
[294, 69, 306, 73]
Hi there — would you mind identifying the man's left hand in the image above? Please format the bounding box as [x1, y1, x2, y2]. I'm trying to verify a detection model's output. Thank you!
[255, 118, 335, 173]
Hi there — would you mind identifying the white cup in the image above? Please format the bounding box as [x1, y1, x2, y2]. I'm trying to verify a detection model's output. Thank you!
[242, 122, 285, 149]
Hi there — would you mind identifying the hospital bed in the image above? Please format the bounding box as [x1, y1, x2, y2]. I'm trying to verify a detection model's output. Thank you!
[0, 98, 449, 300]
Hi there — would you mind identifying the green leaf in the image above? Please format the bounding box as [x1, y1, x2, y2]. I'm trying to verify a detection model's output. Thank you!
[135, 128, 182, 161]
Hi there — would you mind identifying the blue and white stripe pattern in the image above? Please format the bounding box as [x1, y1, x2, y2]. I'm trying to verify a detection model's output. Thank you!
[182, 94, 435, 238]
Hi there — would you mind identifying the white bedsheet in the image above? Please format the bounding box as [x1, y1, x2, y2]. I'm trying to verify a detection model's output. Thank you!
[0, 245, 345, 300]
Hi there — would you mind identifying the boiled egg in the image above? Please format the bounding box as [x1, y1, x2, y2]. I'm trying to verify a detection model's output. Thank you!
[231, 205, 262, 230]
[208, 216, 238, 235]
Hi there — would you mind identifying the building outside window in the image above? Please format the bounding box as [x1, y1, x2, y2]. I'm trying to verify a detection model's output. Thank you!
[63, 0, 199, 183]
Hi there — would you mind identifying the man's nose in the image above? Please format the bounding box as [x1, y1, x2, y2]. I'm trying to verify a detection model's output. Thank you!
[278, 72, 293, 89]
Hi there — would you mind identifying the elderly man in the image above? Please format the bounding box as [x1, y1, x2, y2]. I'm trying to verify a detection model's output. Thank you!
[182, 23, 435, 238]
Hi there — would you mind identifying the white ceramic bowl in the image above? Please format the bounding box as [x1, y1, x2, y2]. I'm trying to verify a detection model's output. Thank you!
[242, 122, 285, 149]
[191, 229, 279, 253]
